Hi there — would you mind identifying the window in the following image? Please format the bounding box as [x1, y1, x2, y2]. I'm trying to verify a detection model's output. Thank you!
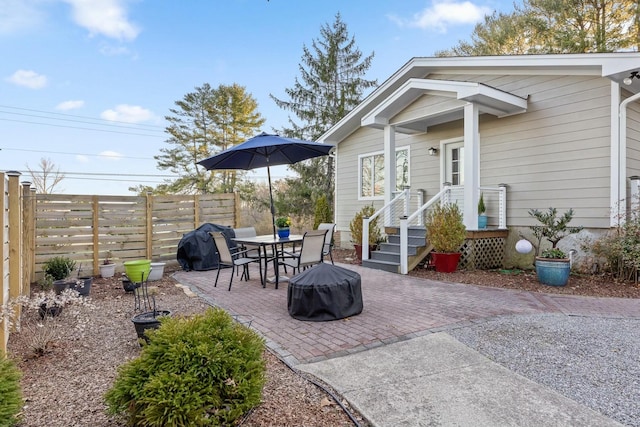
[359, 147, 410, 199]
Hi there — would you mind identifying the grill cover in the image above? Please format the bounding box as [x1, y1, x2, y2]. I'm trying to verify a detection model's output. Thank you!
[288, 263, 363, 321]
[176, 223, 235, 271]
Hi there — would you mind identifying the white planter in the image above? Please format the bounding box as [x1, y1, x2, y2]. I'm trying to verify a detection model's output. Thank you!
[99, 263, 116, 278]
[148, 262, 166, 281]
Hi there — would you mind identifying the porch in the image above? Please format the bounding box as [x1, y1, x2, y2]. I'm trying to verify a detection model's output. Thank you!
[360, 184, 509, 274]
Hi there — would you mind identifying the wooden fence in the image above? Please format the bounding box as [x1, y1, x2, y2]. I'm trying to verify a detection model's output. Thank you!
[33, 192, 239, 278]
[1, 178, 239, 353]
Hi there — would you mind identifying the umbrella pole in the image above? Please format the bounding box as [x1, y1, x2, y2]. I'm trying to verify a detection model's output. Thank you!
[267, 165, 276, 237]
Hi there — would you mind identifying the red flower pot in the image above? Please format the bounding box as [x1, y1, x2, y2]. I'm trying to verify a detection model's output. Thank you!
[432, 252, 461, 273]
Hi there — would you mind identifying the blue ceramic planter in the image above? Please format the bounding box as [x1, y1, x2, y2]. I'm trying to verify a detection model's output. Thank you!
[535, 258, 570, 286]
[478, 214, 487, 229]
[277, 228, 290, 238]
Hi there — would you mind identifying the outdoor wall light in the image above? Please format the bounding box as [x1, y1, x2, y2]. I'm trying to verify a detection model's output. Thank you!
[623, 71, 639, 85]
[428, 147, 439, 156]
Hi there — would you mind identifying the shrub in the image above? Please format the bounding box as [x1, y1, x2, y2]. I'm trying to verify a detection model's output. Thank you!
[425, 203, 466, 253]
[42, 256, 76, 281]
[105, 308, 266, 426]
[0, 354, 22, 427]
[587, 213, 640, 281]
[313, 194, 332, 230]
[349, 205, 382, 246]
[1, 289, 94, 357]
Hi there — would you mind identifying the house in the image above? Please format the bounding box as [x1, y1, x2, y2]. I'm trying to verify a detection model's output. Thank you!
[317, 53, 640, 273]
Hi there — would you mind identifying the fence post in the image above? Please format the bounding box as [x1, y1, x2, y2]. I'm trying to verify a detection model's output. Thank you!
[146, 192, 153, 259]
[0, 173, 6, 353]
[92, 196, 99, 272]
[193, 194, 200, 229]
[234, 192, 240, 227]
[7, 171, 22, 323]
[21, 181, 33, 295]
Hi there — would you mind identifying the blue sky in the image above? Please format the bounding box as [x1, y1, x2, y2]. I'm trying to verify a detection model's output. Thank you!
[0, 0, 516, 195]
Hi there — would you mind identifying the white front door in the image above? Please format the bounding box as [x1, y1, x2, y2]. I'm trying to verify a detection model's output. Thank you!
[444, 140, 464, 186]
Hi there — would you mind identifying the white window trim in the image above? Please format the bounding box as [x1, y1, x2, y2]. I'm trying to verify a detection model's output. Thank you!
[358, 146, 410, 201]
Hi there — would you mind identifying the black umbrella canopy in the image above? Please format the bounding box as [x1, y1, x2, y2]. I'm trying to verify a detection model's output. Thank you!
[197, 132, 334, 236]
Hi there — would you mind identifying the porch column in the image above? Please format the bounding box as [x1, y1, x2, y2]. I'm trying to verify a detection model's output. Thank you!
[383, 125, 396, 224]
[463, 103, 480, 230]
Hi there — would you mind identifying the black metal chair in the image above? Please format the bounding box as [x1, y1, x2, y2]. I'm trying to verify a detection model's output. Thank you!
[210, 231, 262, 291]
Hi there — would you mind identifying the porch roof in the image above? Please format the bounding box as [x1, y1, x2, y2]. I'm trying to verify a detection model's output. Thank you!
[360, 78, 528, 134]
[318, 52, 640, 144]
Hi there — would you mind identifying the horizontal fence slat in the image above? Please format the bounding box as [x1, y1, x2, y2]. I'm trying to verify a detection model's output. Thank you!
[34, 193, 237, 278]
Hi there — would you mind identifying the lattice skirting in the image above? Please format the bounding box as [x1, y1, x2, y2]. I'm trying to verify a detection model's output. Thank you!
[459, 236, 505, 270]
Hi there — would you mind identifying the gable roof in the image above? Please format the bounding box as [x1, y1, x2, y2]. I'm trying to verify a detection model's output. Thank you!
[319, 53, 640, 144]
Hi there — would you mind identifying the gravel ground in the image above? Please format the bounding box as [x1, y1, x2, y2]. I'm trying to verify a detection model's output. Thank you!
[7, 270, 360, 427]
[447, 314, 640, 426]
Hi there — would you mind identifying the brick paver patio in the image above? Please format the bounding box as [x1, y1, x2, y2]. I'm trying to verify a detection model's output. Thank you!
[173, 263, 640, 365]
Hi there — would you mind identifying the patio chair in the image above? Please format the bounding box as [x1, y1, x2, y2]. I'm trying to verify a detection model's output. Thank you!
[317, 223, 336, 264]
[278, 229, 327, 276]
[210, 231, 262, 291]
[233, 227, 260, 258]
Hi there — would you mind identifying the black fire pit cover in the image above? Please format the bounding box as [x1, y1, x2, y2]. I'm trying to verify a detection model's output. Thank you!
[288, 263, 363, 321]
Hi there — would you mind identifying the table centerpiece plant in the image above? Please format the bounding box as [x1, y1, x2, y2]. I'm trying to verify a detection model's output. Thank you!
[275, 216, 292, 238]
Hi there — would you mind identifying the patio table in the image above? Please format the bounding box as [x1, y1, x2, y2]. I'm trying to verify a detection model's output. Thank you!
[231, 234, 303, 289]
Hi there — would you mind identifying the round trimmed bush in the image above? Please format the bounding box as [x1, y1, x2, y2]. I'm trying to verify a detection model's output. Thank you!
[0, 354, 22, 427]
[105, 308, 265, 426]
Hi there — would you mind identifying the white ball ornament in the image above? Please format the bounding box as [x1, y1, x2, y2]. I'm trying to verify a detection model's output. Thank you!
[515, 239, 533, 254]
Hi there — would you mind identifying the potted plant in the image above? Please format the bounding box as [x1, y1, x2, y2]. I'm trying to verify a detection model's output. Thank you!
[131, 285, 171, 345]
[99, 251, 116, 278]
[528, 208, 582, 286]
[349, 205, 382, 262]
[72, 263, 93, 297]
[425, 202, 467, 272]
[275, 216, 291, 238]
[478, 192, 487, 229]
[42, 256, 77, 293]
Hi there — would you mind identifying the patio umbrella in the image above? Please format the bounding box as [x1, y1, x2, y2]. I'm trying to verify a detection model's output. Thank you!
[197, 132, 334, 237]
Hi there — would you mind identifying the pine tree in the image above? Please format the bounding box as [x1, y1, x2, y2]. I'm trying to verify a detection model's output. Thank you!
[151, 83, 264, 195]
[270, 13, 376, 216]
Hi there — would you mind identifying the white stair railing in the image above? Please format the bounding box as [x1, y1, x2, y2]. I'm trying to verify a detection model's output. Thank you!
[362, 188, 423, 261]
[400, 185, 452, 274]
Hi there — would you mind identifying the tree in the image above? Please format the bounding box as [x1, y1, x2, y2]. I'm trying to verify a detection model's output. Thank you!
[149, 83, 264, 195]
[437, 0, 638, 56]
[270, 13, 376, 216]
[26, 157, 65, 194]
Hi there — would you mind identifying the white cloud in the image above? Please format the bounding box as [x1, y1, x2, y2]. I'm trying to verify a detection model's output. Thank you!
[56, 100, 84, 110]
[99, 150, 123, 160]
[0, 0, 47, 35]
[6, 69, 48, 89]
[389, 0, 491, 33]
[63, 0, 140, 41]
[76, 154, 89, 162]
[99, 43, 130, 56]
[100, 104, 153, 123]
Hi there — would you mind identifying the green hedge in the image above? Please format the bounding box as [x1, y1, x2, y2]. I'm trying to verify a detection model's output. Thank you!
[105, 308, 266, 426]
[0, 354, 22, 427]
